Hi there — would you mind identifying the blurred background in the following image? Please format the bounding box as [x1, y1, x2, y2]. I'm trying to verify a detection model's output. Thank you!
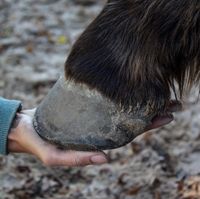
[1, 0, 200, 198]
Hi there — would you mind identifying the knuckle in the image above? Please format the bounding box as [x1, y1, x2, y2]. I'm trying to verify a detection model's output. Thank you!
[72, 153, 82, 167]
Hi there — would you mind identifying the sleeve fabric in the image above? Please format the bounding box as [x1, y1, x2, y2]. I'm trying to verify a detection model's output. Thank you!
[0, 97, 22, 155]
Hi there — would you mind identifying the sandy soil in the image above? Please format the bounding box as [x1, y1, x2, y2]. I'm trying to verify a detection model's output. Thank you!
[1, 1, 200, 198]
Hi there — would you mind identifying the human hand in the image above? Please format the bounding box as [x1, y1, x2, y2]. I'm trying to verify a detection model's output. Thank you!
[8, 109, 108, 167]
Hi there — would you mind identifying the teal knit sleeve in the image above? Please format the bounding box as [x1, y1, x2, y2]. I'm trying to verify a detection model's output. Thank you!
[0, 97, 22, 155]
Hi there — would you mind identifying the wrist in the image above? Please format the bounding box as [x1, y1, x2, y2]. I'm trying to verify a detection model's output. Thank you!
[8, 113, 25, 153]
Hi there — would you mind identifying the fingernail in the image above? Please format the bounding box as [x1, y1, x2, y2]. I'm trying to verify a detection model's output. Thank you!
[90, 155, 108, 165]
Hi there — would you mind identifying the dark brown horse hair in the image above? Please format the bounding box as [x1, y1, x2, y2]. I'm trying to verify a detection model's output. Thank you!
[65, 0, 200, 113]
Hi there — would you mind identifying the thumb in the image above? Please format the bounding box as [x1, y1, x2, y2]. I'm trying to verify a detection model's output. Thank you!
[41, 149, 108, 167]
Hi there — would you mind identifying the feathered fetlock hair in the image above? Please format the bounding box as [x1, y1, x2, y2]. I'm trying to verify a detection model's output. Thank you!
[65, 0, 200, 114]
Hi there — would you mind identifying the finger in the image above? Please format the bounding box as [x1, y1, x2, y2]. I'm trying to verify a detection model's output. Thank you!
[145, 114, 174, 131]
[167, 100, 182, 112]
[42, 150, 108, 167]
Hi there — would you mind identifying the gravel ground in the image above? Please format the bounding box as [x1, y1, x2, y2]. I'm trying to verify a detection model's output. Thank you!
[1, 1, 200, 199]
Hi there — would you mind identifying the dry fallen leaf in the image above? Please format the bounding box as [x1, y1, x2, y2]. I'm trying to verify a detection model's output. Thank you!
[57, 35, 68, 45]
[179, 176, 200, 199]
[126, 185, 141, 195]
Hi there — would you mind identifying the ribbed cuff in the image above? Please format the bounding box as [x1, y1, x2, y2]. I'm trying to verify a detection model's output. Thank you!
[0, 98, 22, 155]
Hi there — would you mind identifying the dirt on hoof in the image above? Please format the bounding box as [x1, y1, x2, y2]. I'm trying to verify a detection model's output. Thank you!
[1, 1, 200, 199]
[33, 77, 155, 151]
